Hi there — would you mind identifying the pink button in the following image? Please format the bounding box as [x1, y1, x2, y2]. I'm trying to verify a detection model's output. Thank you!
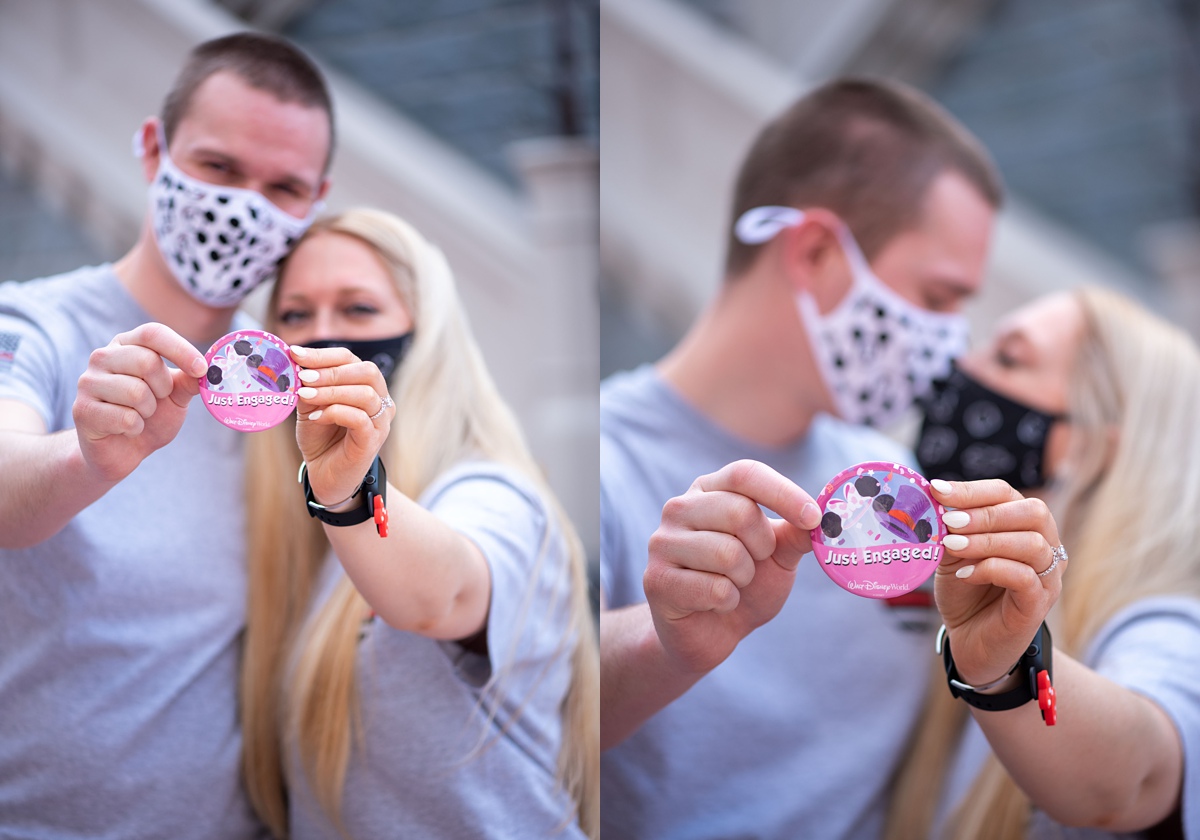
[198, 329, 299, 432]
[809, 461, 946, 599]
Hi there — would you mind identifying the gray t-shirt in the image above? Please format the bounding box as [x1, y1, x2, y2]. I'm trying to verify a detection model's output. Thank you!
[287, 460, 584, 840]
[937, 596, 1200, 839]
[600, 365, 936, 840]
[0, 266, 263, 838]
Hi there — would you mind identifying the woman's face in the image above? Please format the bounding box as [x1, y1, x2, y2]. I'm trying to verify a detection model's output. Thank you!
[956, 291, 1086, 482]
[273, 230, 413, 346]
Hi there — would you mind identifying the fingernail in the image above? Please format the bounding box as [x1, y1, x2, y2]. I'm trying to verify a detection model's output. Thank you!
[931, 479, 953, 495]
[298, 369, 319, 383]
[943, 534, 969, 551]
[801, 502, 820, 527]
[191, 359, 207, 377]
[297, 387, 318, 399]
[943, 511, 970, 529]
[308, 409, 323, 421]
[290, 345, 308, 357]
[955, 564, 975, 579]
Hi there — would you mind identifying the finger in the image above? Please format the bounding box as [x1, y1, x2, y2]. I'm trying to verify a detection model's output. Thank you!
[74, 399, 146, 439]
[289, 345, 361, 369]
[661, 490, 776, 561]
[941, 496, 1059, 546]
[694, 460, 820, 530]
[930, 477, 1024, 511]
[296, 384, 386, 415]
[302, 404, 379, 447]
[644, 564, 741, 617]
[78, 373, 158, 419]
[770, 518, 814, 571]
[296, 360, 388, 391]
[168, 367, 201, 408]
[941, 530, 1053, 573]
[649, 528, 756, 589]
[115, 323, 207, 378]
[90, 346, 175, 401]
[949, 556, 1056, 608]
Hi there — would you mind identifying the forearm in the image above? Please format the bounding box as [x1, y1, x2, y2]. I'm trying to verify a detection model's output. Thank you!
[322, 483, 491, 640]
[972, 651, 1182, 830]
[0, 428, 116, 549]
[600, 603, 705, 750]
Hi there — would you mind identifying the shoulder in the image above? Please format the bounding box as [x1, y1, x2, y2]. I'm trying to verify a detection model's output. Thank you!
[418, 460, 552, 547]
[0, 265, 117, 309]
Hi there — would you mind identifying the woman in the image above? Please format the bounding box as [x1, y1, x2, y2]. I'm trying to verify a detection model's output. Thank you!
[239, 209, 598, 839]
[888, 286, 1200, 839]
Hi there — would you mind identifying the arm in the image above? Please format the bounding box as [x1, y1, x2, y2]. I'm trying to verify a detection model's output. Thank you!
[932, 479, 1182, 830]
[600, 460, 820, 749]
[291, 345, 490, 641]
[0, 324, 206, 549]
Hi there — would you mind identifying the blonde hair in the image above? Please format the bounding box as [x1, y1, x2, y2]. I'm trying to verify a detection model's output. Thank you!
[240, 209, 599, 838]
[887, 286, 1200, 840]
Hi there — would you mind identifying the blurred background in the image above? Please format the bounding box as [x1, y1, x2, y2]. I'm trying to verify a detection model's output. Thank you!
[0, 0, 600, 592]
[601, 0, 1200, 423]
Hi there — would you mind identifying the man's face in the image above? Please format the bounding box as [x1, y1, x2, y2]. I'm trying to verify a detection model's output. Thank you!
[868, 169, 996, 314]
[157, 70, 331, 218]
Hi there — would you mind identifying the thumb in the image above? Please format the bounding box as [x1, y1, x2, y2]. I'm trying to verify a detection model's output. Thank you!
[770, 517, 814, 571]
[168, 367, 201, 409]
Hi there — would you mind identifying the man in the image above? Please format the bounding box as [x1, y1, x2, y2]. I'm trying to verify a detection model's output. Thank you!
[0, 34, 332, 837]
[600, 78, 1002, 838]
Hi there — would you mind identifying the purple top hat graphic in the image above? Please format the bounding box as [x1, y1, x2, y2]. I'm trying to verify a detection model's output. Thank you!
[874, 483, 933, 542]
[249, 346, 292, 393]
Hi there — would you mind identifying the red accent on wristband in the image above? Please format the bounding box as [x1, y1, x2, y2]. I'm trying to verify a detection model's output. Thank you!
[1037, 669, 1056, 726]
[373, 495, 388, 538]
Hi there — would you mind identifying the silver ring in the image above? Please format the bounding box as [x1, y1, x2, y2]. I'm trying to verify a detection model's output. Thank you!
[1039, 544, 1068, 578]
[369, 395, 394, 421]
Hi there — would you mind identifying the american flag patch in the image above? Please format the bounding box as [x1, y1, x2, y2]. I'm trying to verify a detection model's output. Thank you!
[0, 332, 20, 377]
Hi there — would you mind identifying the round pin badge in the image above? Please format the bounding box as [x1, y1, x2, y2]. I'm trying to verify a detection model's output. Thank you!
[809, 461, 946, 599]
[198, 329, 299, 432]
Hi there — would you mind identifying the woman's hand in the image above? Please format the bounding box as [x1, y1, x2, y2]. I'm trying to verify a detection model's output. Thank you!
[930, 478, 1065, 687]
[290, 345, 396, 507]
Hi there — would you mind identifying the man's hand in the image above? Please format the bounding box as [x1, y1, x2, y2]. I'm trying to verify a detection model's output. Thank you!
[73, 323, 207, 482]
[643, 459, 821, 674]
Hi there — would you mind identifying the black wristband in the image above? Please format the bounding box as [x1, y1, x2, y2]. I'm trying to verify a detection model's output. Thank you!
[299, 456, 387, 534]
[938, 622, 1056, 724]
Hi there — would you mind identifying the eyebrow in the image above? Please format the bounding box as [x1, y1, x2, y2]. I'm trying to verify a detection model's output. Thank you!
[190, 147, 315, 195]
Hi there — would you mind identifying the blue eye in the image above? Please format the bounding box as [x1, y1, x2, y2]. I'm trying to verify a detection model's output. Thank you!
[346, 304, 379, 317]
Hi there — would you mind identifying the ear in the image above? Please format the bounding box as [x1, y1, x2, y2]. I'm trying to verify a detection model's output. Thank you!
[777, 209, 848, 302]
[137, 118, 162, 184]
[315, 176, 332, 204]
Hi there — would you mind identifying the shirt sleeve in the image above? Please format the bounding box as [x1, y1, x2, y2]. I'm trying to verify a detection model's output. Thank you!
[1086, 597, 1200, 839]
[422, 465, 569, 678]
[0, 287, 61, 428]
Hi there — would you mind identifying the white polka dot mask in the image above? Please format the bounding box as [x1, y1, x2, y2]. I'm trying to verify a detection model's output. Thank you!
[735, 206, 969, 428]
[136, 126, 321, 308]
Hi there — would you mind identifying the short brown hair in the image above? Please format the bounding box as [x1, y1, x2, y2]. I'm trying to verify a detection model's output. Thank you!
[161, 32, 335, 172]
[724, 77, 1002, 277]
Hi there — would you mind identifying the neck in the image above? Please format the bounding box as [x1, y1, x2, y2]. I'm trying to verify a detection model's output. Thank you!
[113, 225, 238, 346]
[657, 266, 829, 448]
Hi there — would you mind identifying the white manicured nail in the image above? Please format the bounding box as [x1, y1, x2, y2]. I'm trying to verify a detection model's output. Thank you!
[943, 511, 970, 529]
[955, 564, 975, 579]
[290, 345, 308, 357]
[297, 387, 318, 399]
[298, 369, 319, 383]
[308, 409, 323, 421]
[944, 534, 969, 551]
[931, 479, 953, 494]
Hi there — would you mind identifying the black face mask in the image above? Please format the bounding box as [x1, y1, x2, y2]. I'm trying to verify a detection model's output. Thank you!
[305, 332, 414, 380]
[915, 366, 1065, 489]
